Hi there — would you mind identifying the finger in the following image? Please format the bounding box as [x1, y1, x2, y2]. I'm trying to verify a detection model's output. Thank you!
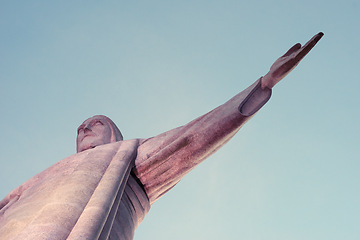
[295, 32, 324, 61]
[282, 43, 301, 57]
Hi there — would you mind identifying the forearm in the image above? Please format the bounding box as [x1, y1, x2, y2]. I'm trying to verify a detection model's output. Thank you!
[134, 78, 271, 204]
[239, 77, 271, 116]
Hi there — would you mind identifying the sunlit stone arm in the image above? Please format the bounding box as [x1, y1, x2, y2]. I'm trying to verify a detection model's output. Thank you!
[134, 78, 271, 204]
[134, 32, 324, 204]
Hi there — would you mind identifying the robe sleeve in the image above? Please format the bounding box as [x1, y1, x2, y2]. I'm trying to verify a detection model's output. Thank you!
[133, 78, 271, 204]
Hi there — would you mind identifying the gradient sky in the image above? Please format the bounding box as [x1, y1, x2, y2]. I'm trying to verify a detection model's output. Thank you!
[1, 1, 359, 239]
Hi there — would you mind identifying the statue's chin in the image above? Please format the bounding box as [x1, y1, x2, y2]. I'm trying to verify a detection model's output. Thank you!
[78, 143, 97, 152]
[77, 138, 110, 153]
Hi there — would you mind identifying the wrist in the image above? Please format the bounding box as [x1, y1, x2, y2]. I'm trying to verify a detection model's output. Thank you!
[261, 75, 271, 89]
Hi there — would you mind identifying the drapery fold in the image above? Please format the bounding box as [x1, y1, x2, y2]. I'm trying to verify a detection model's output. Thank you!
[0, 140, 139, 240]
[67, 139, 139, 240]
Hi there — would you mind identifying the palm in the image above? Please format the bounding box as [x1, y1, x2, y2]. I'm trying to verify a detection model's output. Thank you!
[262, 32, 324, 89]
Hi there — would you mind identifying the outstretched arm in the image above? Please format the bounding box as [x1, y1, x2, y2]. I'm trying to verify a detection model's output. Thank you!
[134, 80, 267, 204]
[134, 33, 323, 204]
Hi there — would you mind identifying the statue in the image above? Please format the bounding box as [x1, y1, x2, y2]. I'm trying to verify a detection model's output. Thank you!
[0, 33, 323, 240]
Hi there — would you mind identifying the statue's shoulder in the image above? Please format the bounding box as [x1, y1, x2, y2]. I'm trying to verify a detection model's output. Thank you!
[95, 138, 141, 152]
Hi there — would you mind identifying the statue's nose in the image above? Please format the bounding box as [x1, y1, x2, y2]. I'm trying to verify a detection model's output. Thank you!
[84, 125, 92, 132]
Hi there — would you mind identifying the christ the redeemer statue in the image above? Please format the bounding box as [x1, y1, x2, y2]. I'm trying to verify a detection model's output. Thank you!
[0, 33, 323, 240]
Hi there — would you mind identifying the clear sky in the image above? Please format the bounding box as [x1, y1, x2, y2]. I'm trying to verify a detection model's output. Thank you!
[0, 1, 359, 239]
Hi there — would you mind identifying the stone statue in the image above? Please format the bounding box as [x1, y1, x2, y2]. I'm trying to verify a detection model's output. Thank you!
[0, 33, 323, 240]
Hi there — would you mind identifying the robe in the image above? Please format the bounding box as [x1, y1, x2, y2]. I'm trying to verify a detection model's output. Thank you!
[0, 79, 271, 240]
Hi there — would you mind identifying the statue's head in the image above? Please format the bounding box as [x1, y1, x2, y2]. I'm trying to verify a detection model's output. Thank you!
[76, 115, 123, 153]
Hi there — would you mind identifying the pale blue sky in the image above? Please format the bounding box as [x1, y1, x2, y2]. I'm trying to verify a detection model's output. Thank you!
[1, 1, 359, 239]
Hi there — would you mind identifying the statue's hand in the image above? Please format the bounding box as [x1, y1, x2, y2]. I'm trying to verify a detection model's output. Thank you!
[261, 32, 324, 89]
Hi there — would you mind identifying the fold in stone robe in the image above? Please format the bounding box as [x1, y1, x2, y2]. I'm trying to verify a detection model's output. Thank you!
[0, 79, 271, 240]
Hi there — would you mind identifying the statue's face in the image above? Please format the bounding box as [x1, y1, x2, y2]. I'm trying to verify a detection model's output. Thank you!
[76, 116, 112, 152]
